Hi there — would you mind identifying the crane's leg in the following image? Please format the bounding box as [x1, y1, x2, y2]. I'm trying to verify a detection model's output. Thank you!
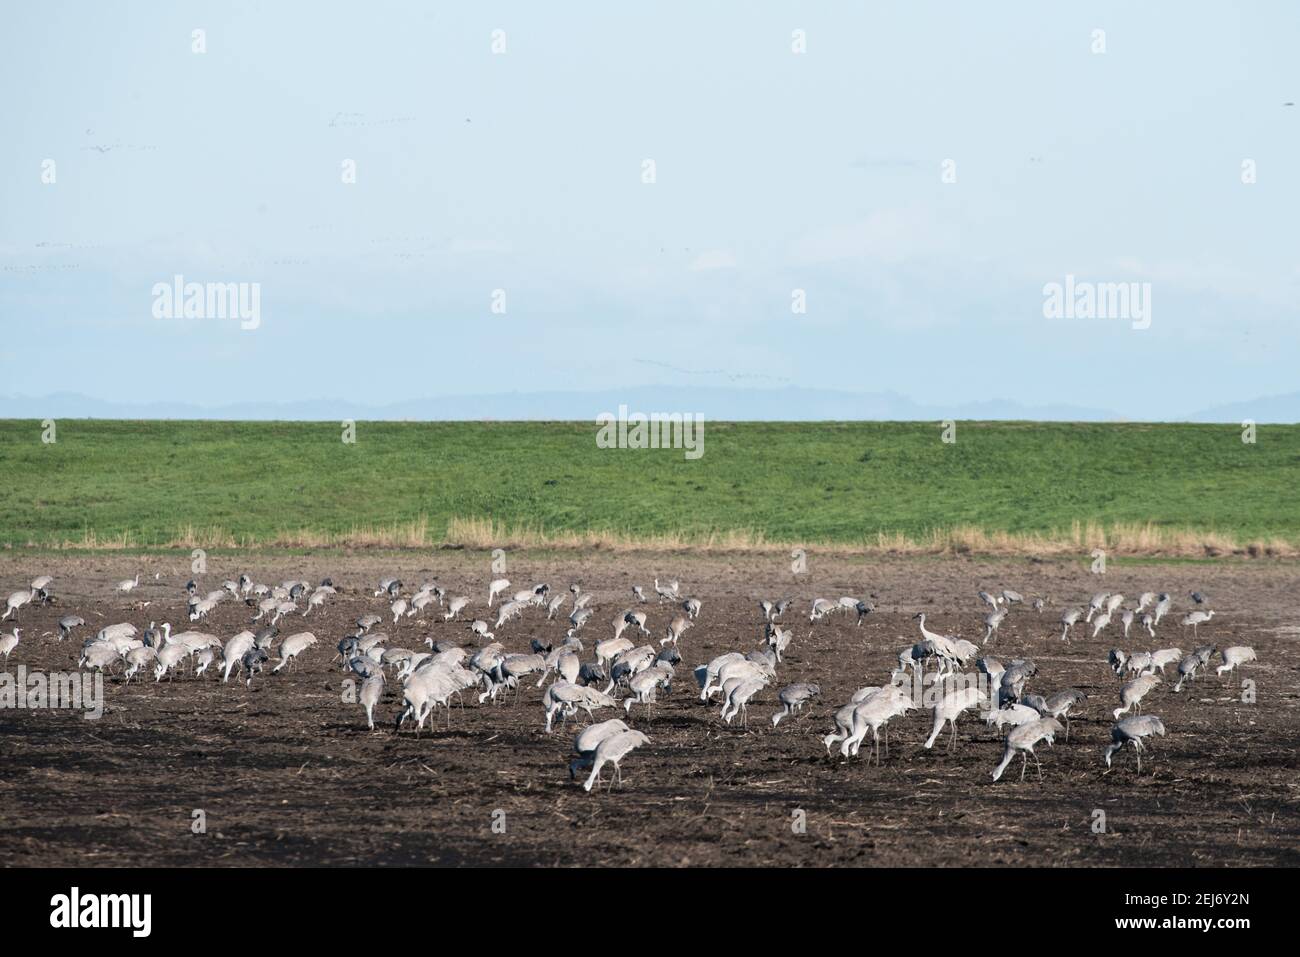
[1034, 751, 1043, 780]
[1019, 752, 1027, 782]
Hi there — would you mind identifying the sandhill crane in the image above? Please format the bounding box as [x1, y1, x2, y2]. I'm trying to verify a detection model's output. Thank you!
[389, 598, 408, 622]
[57, 615, 85, 641]
[977, 655, 1006, 689]
[855, 600, 874, 626]
[664, 616, 691, 647]
[623, 610, 649, 636]
[253, 626, 278, 651]
[632, 585, 646, 603]
[272, 633, 318, 673]
[1060, 608, 1082, 642]
[359, 672, 385, 729]
[984, 703, 1040, 730]
[771, 683, 820, 727]
[194, 647, 217, 676]
[1139, 612, 1156, 639]
[241, 647, 269, 687]
[605, 644, 656, 694]
[721, 676, 768, 727]
[1105, 593, 1124, 616]
[682, 597, 702, 620]
[983, 607, 1008, 645]
[116, 573, 141, 593]
[304, 588, 332, 616]
[841, 686, 914, 763]
[923, 682, 986, 751]
[189, 597, 219, 621]
[596, 635, 634, 668]
[2, 590, 33, 621]
[652, 578, 679, 602]
[546, 593, 568, 620]
[439, 596, 468, 621]
[487, 578, 510, 606]
[553, 648, 581, 685]
[494, 599, 526, 629]
[991, 718, 1063, 782]
[1153, 593, 1172, 626]
[583, 729, 650, 791]
[569, 719, 630, 779]
[0, 629, 19, 666]
[624, 661, 674, 715]
[697, 652, 744, 700]
[1122, 651, 1154, 677]
[1031, 596, 1046, 613]
[1181, 610, 1214, 638]
[222, 631, 257, 682]
[998, 660, 1038, 706]
[567, 607, 594, 640]
[27, 574, 51, 599]
[1136, 592, 1156, 612]
[1216, 646, 1256, 677]
[1090, 611, 1112, 639]
[1149, 648, 1182, 674]
[81, 642, 122, 672]
[123, 646, 156, 682]
[1114, 674, 1161, 719]
[809, 598, 836, 622]
[1121, 609, 1135, 639]
[544, 681, 617, 733]
[356, 613, 382, 633]
[704, 655, 776, 703]
[766, 624, 793, 662]
[1103, 715, 1165, 771]
[978, 590, 1001, 610]
[153, 641, 190, 681]
[759, 600, 775, 622]
[1174, 653, 1205, 692]
[1041, 689, 1087, 741]
[1001, 589, 1023, 606]
[1086, 593, 1108, 622]
[409, 592, 437, 618]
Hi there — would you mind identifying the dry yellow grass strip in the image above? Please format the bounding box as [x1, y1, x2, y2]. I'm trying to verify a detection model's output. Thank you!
[26, 515, 1298, 558]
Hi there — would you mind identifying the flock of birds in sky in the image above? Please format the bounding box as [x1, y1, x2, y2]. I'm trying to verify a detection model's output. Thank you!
[0, 571, 1259, 792]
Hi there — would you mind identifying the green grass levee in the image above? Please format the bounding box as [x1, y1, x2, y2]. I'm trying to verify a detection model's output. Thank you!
[2, 419, 1297, 554]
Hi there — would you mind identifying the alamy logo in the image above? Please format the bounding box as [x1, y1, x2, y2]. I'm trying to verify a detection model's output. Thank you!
[152, 274, 261, 330]
[595, 404, 704, 460]
[50, 887, 151, 937]
[0, 666, 103, 719]
[1042, 274, 1151, 330]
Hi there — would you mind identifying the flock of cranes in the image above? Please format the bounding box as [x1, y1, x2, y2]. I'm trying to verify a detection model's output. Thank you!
[0, 570, 1260, 793]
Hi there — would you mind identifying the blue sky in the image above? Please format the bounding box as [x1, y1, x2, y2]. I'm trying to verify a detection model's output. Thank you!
[1, 1, 1297, 419]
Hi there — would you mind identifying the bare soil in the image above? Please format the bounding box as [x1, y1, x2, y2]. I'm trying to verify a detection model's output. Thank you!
[1, 551, 1296, 867]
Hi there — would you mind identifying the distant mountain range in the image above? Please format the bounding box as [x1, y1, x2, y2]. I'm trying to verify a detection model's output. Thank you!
[1, 388, 1296, 422]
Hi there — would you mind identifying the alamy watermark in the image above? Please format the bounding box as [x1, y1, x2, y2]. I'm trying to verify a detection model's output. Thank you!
[1, 666, 103, 719]
[1043, 274, 1150, 330]
[596, 404, 704, 460]
[152, 274, 261, 330]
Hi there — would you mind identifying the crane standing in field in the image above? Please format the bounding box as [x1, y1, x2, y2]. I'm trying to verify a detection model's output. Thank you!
[1114, 673, 1161, 720]
[1216, 646, 1256, 677]
[1103, 715, 1166, 772]
[1060, 608, 1082, 642]
[991, 717, 1063, 782]
[582, 729, 650, 792]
